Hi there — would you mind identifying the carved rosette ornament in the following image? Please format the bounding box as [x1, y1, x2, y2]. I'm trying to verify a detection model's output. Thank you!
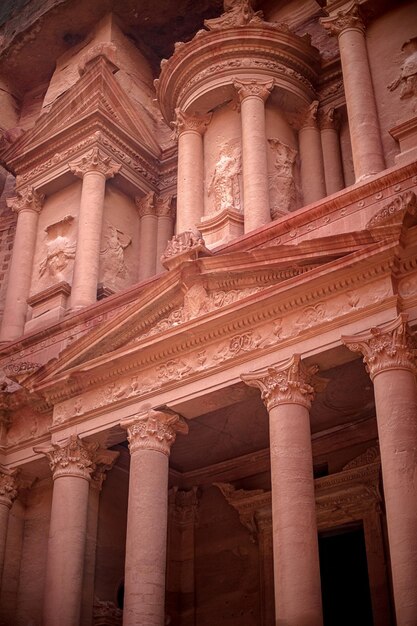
[241, 354, 319, 410]
[320, 1, 365, 37]
[234, 78, 274, 103]
[6, 186, 45, 214]
[122, 409, 189, 456]
[0, 465, 19, 508]
[171, 109, 212, 140]
[342, 315, 417, 380]
[69, 147, 121, 179]
[34, 434, 99, 480]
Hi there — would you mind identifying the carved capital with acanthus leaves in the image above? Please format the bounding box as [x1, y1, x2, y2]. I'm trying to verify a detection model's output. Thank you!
[342, 314, 417, 380]
[156, 194, 176, 219]
[171, 109, 212, 140]
[169, 486, 199, 526]
[320, 1, 365, 37]
[300, 100, 319, 129]
[121, 409, 188, 457]
[90, 449, 120, 491]
[34, 434, 99, 481]
[241, 354, 319, 411]
[6, 186, 45, 215]
[135, 191, 156, 218]
[319, 106, 340, 131]
[0, 465, 20, 508]
[233, 78, 274, 103]
[69, 147, 121, 180]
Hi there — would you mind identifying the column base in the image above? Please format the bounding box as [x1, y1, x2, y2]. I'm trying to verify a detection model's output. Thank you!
[199, 208, 244, 247]
[390, 114, 417, 166]
[25, 282, 71, 335]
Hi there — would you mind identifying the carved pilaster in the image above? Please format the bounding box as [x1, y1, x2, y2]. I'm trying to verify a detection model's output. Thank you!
[342, 314, 417, 379]
[241, 354, 319, 410]
[233, 78, 274, 103]
[171, 109, 212, 140]
[6, 186, 45, 214]
[122, 409, 188, 457]
[69, 147, 121, 179]
[34, 434, 99, 480]
[0, 465, 19, 508]
[135, 191, 156, 218]
[321, 1, 365, 37]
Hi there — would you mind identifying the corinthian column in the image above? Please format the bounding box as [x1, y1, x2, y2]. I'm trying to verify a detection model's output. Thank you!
[242, 355, 323, 626]
[299, 101, 326, 204]
[173, 109, 211, 234]
[234, 79, 273, 233]
[319, 107, 345, 194]
[136, 192, 158, 281]
[69, 147, 121, 310]
[156, 195, 175, 273]
[34, 435, 99, 626]
[121, 409, 188, 626]
[343, 315, 417, 626]
[0, 187, 45, 342]
[321, 2, 385, 181]
[0, 466, 19, 585]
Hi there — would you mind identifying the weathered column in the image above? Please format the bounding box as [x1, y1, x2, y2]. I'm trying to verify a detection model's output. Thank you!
[242, 355, 323, 626]
[173, 109, 211, 234]
[69, 147, 121, 310]
[298, 101, 326, 204]
[136, 192, 158, 281]
[156, 195, 175, 273]
[321, 2, 385, 181]
[234, 79, 273, 233]
[0, 466, 19, 586]
[0, 187, 45, 342]
[255, 509, 275, 626]
[34, 435, 99, 626]
[121, 409, 188, 626]
[343, 315, 417, 626]
[319, 107, 345, 194]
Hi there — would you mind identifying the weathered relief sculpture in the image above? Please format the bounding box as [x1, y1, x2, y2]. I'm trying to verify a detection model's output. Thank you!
[100, 221, 132, 288]
[388, 37, 417, 107]
[208, 141, 242, 213]
[204, 0, 264, 30]
[39, 216, 76, 282]
[268, 139, 298, 218]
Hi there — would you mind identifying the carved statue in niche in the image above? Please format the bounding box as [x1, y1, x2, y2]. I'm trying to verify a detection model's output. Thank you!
[388, 37, 417, 108]
[268, 139, 298, 218]
[39, 216, 76, 281]
[204, 0, 264, 30]
[208, 140, 242, 213]
[100, 221, 132, 287]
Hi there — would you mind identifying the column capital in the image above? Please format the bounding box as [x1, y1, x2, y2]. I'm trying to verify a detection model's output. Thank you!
[0, 465, 19, 508]
[90, 449, 120, 491]
[319, 106, 340, 131]
[342, 314, 417, 379]
[320, 1, 365, 37]
[6, 186, 45, 215]
[241, 354, 319, 410]
[168, 486, 199, 526]
[300, 100, 320, 130]
[172, 108, 212, 140]
[156, 194, 176, 219]
[34, 434, 99, 481]
[121, 408, 188, 457]
[69, 147, 121, 180]
[135, 191, 156, 218]
[233, 78, 274, 103]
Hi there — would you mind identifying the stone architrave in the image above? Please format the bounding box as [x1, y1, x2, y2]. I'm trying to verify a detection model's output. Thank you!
[0, 187, 45, 342]
[136, 192, 158, 281]
[34, 435, 99, 626]
[298, 101, 326, 204]
[321, 2, 385, 181]
[319, 107, 345, 194]
[121, 409, 188, 626]
[241, 355, 323, 626]
[234, 79, 273, 233]
[342, 315, 417, 626]
[0, 465, 19, 585]
[69, 147, 121, 310]
[172, 109, 211, 234]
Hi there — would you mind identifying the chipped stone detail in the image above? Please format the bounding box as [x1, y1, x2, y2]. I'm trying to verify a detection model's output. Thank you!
[208, 141, 242, 213]
[320, 2, 366, 37]
[268, 139, 297, 218]
[0, 465, 19, 508]
[204, 0, 264, 31]
[366, 191, 417, 228]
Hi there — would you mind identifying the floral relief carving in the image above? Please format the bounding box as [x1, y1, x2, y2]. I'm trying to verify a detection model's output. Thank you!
[300, 100, 319, 129]
[157, 359, 193, 382]
[100, 221, 132, 287]
[39, 215, 76, 281]
[135, 191, 156, 218]
[320, 2, 365, 37]
[69, 147, 121, 180]
[34, 434, 99, 480]
[268, 138, 297, 218]
[0, 465, 20, 507]
[171, 109, 212, 140]
[122, 409, 188, 456]
[208, 140, 242, 214]
[204, 0, 264, 30]
[7, 186, 45, 214]
[234, 78, 274, 103]
[388, 37, 417, 107]
[366, 191, 417, 228]
[215, 330, 262, 363]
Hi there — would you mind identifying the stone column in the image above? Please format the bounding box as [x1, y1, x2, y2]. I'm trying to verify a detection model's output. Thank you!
[156, 195, 175, 273]
[234, 79, 273, 233]
[343, 315, 417, 626]
[69, 147, 121, 310]
[319, 107, 345, 194]
[242, 355, 323, 626]
[34, 435, 99, 626]
[121, 409, 188, 626]
[255, 509, 275, 626]
[0, 466, 19, 586]
[321, 2, 385, 181]
[0, 187, 45, 342]
[136, 192, 158, 281]
[173, 109, 211, 234]
[298, 101, 326, 205]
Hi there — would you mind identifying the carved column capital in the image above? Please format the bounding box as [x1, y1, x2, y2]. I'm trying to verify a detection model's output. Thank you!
[156, 194, 176, 219]
[0, 465, 19, 508]
[300, 100, 320, 129]
[233, 78, 274, 103]
[121, 409, 189, 457]
[135, 191, 156, 218]
[90, 449, 120, 491]
[342, 315, 417, 380]
[69, 147, 121, 180]
[172, 109, 212, 140]
[169, 486, 199, 526]
[34, 434, 99, 481]
[241, 354, 319, 410]
[319, 106, 340, 131]
[6, 186, 45, 214]
[321, 1, 365, 37]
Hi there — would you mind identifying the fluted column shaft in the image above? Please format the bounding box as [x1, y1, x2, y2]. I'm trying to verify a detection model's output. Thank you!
[319, 108, 345, 194]
[121, 410, 188, 626]
[343, 315, 417, 626]
[299, 101, 326, 204]
[234, 79, 273, 233]
[321, 3, 385, 181]
[242, 356, 323, 626]
[174, 110, 211, 234]
[34, 436, 99, 626]
[0, 466, 19, 586]
[69, 148, 121, 310]
[0, 187, 45, 342]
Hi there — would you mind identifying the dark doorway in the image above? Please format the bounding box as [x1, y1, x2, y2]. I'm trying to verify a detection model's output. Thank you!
[319, 524, 374, 626]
